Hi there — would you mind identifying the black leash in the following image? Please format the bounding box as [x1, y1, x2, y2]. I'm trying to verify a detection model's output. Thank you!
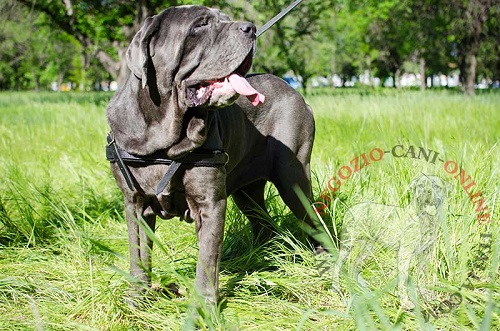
[256, 0, 303, 38]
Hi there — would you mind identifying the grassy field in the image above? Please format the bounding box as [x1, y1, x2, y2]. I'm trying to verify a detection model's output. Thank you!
[0, 89, 498, 330]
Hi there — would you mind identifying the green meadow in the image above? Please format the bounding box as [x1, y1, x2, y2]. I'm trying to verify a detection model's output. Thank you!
[0, 89, 498, 330]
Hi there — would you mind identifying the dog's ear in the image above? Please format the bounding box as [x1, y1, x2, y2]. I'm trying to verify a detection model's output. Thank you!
[126, 15, 160, 89]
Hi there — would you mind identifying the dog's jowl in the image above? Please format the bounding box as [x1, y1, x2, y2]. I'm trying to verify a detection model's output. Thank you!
[105, 6, 315, 307]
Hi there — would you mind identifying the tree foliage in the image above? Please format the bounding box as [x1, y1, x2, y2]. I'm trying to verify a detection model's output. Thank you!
[2, 0, 499, 92]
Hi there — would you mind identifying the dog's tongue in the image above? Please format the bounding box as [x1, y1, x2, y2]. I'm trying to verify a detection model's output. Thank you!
[227, 73, 265, 106]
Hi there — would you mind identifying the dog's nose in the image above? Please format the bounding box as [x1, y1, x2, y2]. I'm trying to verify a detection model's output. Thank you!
[239, 22, 256, 36]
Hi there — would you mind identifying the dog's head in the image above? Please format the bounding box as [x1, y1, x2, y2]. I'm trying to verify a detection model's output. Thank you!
[107, 6, 260, 155]
[127, 5, 257, 108]
[410, 175, 446, 216]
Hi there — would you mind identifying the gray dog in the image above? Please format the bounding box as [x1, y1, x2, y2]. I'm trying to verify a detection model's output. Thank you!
[105, 6, 315, 306]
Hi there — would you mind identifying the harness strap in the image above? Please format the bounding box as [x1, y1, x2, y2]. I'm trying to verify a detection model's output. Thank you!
[106, 133, 229, 194]
[107, 134, 136, 191]
[155, 161, 182, 195]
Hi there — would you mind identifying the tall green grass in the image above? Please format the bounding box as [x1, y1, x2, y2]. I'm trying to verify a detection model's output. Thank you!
[0, 89, 498, 330]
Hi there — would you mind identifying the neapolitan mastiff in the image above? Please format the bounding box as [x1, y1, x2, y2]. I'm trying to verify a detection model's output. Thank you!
[106, 6, 315, 305]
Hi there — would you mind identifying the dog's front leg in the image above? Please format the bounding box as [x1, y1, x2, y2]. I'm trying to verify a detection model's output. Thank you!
[194, 199, 226, 305]
[186, 168, 227, 305]
[125, 194, 156, 292]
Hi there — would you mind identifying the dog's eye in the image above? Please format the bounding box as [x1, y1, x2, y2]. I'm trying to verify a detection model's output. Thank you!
[195, 22, 208, 29]
[192, 19, 209, 33]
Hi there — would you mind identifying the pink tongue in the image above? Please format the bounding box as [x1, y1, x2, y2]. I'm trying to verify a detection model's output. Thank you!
[227, 73, 265, 106]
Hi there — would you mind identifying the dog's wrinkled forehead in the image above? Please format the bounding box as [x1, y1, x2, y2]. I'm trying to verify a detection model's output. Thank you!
[175, 5, 230, 18]
[202, 7, 231, 22]
[155, 6, 231, 40]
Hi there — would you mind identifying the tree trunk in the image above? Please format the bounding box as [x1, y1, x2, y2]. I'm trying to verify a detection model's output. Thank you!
[395, 68, 401, 88]
[57, 73, 64, 91]
[95, 49, 121, 79]
[365, 56, 372, 87]
[116, 47, 130, 87]
[301, 76, 309, 96]
[460, 52, 477, 95]
[79, 52, 91, 91]
[32, 71, 40, 91]
[456, 0, 492, 96]
[420, 57, 426, 91]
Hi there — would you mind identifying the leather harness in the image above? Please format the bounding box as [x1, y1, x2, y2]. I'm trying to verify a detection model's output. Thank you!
[105, 132, 229, 195]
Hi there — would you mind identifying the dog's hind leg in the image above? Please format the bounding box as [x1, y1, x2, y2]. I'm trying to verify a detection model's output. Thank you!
[271, 154, 312, 216]
[232, 179, 273, 244]
[270, 156, 322, 248]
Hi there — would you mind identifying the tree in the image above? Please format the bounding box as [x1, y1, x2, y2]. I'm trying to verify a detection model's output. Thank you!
[0, 1, 31, 90]
[330, 1, 376, 86]
[476, 19, 500, 83]
[250, 0, 337, 90]
[0, 0, 80, 90]
[448, 0, 497, 94]
[8, 0, 498, 92]
[332, 0, 420, 88]
[16, 0, 242, 87]
[474, 1, 500, 84]
[16, 0, 151, 86]
[410, 0, 454, 90]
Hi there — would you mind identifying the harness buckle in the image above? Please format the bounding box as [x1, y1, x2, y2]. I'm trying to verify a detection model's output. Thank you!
[106, 132, 115, 146]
